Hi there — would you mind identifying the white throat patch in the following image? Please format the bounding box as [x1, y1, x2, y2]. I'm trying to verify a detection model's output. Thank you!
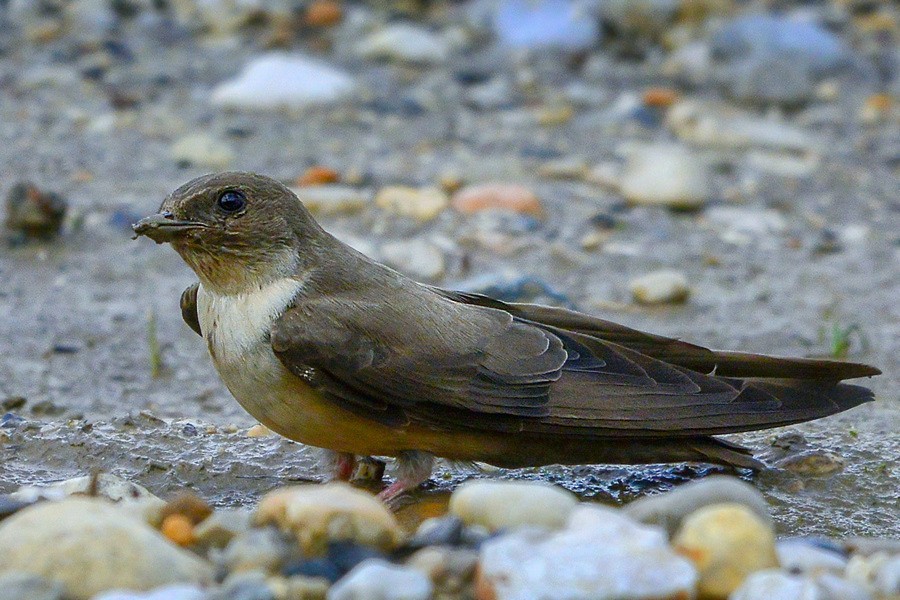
[197, 277, 304, 363]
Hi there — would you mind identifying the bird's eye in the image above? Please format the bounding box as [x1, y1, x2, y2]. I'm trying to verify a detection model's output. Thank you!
[217, 190, 246, 213]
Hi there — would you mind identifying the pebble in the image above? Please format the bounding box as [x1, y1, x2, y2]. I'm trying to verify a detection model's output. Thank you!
[847, 552, 900, 598]
[730, 55, 815, 106]
[619, 144, 710, 210]
[375, 186, 448, 221]
[712, 15, 849, 76]
[777, 539, 848, 575]
[729, 570, 819, 600]
[0, 574, 65, 600]
[193, 508, 252, 549]
[170, 133, 235, 169]
[213, 571, 277, 600]
[219, 527, 294, 575]
[451, 183, 542, 217]
[211, 54, 356, 111]
[328, 559, 433, 600]
[293, 186, 373, 217]
[0, 498, 212, 599]
[668, 100, 815, 153]
[625, 476, 772, 537]
[538, 156, 589, 180]
[405, 546, 478, 593]
[254, 483, 403, 554]
[356, 23, 450, 65]
[4, 182, 68, 241]
[379, 239, 446, 281]
[296, 166, 340, 186]
[11, 473, 158, 503]
[465, 77, 517, 111]
[304, 0, 343, 28]
[93, 585, 207, 600]
[629, 270, 690, 305]
[673, 502, 778, 599]
[449, 480, 577, 532]
[477, 505, 696, 600]
[161, 492, 213, 526]
[775, 450, 846, 476]
[493, 0, 600, 52]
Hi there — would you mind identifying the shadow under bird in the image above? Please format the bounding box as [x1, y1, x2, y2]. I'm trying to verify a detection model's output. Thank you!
[133, 172, 881, 500]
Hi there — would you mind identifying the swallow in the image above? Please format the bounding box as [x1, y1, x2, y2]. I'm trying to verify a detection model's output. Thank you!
[133, 172, 880, 500]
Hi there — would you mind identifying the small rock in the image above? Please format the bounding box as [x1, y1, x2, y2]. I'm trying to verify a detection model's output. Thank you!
[451, 183, 542, 217]
[0, 498, 212, 599]
[296, 166, 340, 186]
[255, 483, 403, 554]
[629, 270, 690, 305]
[356, 23, 450, 65]
[328, 559, 432, 600]
[599, 0, 680, 42]
[294, 186, 372, 217]
[170, 133, 234, 169]
[673, 502, 778, 599]
[846, 552, 900, 599]
[283, 575, 330, 600]
[449, 480, 577, 532]
[161, 514, 196, 547]
[619, 144, 710, 210]
[775, 450, 846, 476]
[211, 54, 356, 111]
[705, 206, 787, 245]
[624, 476, 772, 536]
[538, 156, 589, 180]
[477, 505, 696, 600]
[11, 473, 157, 503]
[161, 492, 213, 525]
[711, 15, 849, 76]
[777, 539, 848, 575]
[493, 0, 600, 52]
[729, 570, 818, 600]
[465, 77, 517, 110]
[0, 574, 65, 600]
[730, 55, 815, 106]
[375, 186, 448, 221]
[219, 527, 294, 575]
[380, 239, 446, 281]
[405, 516, 464, 549]
[247, 423, 275, 437]
[93, 585, 207, 600]
[405, 546, 478, 592]
[194, 508, 252, 549]
[815, 573, 873, 600]
[213, 571, 276, 600]
[4, 182, 68, 241]
[304, 0, 343, 27]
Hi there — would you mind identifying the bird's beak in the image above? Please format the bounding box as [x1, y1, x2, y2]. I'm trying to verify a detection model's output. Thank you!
[132, 212, 206, 244]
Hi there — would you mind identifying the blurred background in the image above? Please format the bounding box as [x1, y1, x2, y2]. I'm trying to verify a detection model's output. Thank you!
[0, 0, 897, 534]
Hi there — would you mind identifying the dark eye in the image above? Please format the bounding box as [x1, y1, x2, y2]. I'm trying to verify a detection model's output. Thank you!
[217, 190, 246, 213]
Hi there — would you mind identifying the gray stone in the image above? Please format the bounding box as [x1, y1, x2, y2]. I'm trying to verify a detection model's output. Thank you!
[730, 55, 815, 106]
[625, 476, 772, 536]
[449, 480, 577, 532]
[356, 24, 450, 65]
[730, 570, 820, 600]
[0, 498, 212, 600]
[629, 270, 690, 305]
[478, 505, 696, 600]
[619, 144, 710, 210]
[777, 539, 848, 575]
[493, 0, 600, 52]
[93, 585, 207, 600]
[218, 527, 292, 575]
[328, 559, 432, 600]
[211, 54, 356, 111]
[0, 574, 65, 600]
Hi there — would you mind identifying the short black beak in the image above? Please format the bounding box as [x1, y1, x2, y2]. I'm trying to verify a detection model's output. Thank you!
[132, 212, 205, 244]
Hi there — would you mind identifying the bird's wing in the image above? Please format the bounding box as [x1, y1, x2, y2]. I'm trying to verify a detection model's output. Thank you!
[180, 282, 202, 337]
[267, 286, 868, 437]
[432, 288, 881, 380]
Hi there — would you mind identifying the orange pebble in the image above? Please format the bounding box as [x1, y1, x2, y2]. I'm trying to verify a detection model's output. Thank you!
[865, 93, 891, 112]
[451, 183, 543, 218]
[304, 0, 343, 27]
[296, 165, 340, 186]
[161, 514, 195, 547]
[643, 87, 678, 108]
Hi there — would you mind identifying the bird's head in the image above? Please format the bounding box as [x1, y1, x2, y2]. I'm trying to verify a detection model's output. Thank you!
[133, 172, 324, 294]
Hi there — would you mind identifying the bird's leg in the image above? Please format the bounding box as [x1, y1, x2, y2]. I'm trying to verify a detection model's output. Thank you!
[377, 451, 435, 503]
[321, 450, 357, 481]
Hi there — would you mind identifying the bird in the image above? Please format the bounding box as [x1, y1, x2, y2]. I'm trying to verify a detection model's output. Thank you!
[132, 171, 880, 501]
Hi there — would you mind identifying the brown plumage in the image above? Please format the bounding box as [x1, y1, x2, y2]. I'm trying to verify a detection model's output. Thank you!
[135, 172, 880, 498]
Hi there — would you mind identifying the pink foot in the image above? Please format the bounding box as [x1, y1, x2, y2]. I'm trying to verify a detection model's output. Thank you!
[376, 451, 435, 505]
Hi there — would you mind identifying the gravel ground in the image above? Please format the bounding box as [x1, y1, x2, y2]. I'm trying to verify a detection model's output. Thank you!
[0, 0, 897, 539]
